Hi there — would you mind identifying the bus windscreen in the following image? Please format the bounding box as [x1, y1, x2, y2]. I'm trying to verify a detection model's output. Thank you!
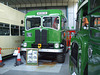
[26, 17, 41, 30]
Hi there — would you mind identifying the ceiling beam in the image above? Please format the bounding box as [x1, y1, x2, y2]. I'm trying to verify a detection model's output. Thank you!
[21, 0, 27, 4]
[27, 0, 31, 4]
[55, 0, 57, 6]
[16, 0, 21, 4]
[62, 0, 63, 5]
[10, 3, 68, 8]
[67, 0, 69, 3]
[56, 0, 57, 5]
[50, 0, 52, 6]
[34, 0, 37, 6]
[40, 0, 42, 6]
[45, 0, 46, 6]
[10, 0, 16, 5]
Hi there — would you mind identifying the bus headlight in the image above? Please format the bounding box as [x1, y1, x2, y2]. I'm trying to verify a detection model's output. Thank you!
[27, 33, 32, 37]
[88, 47, 93, 58]
[55, 43, 59, 48]
[23, 43, 27, 47]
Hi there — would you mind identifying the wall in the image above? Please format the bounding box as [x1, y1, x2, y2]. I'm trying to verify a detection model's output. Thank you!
[68, 2, 78, 30]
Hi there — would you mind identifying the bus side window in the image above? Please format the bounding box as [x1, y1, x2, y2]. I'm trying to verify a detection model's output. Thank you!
[61, 18, 64, 29]
[0, 23, 10, 35]
[20, 26, 25, 36]
[52, 17, 59, 29]
[11, 25, 19, 36]
[61, 18, 66, 30]
[94, 18, 100, 29]
[94, 18, 100, 26]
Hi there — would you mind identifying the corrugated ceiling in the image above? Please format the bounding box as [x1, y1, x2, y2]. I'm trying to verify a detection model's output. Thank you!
[0, 0, 78, 8]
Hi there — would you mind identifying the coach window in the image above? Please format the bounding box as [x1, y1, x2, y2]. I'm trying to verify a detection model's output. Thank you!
[11, 25, 19, 36]
[20, 26, 24, 36]
[0, 23, 10, 35]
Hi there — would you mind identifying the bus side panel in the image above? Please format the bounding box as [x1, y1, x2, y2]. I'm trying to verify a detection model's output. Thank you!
[0, 36, 24, 57]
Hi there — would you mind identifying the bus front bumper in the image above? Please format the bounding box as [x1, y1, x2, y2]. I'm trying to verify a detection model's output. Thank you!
[21, 48, 63, 53]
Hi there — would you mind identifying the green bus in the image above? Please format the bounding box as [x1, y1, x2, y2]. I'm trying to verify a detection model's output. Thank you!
[70, 0, 100, 75]
[21, 9, 67, 63]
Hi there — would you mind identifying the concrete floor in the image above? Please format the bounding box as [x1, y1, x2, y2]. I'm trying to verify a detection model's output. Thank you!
[0, 53, 70, 75]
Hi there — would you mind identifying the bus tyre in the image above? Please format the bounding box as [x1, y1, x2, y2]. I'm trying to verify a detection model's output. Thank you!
[57, 53, 65, 63]
[23, 51, 26, 60]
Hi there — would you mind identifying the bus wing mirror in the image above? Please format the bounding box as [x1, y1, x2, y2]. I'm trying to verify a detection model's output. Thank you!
[21, 20, 24, 24]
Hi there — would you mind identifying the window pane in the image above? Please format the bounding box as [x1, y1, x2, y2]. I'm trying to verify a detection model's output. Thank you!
[61, 18, 66, 30]
[76, 11, 81, 31]
[43, 16, 59, 29]
[0, 27, 2, 35]
[26, 17, 41, 30]
[20, 26, 24, 36]
[11, 25, 19, 35]
[90, 16, 100, 30]
[0, 23, 10, 35]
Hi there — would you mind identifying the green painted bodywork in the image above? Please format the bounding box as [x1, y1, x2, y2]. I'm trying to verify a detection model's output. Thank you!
[24, 28, 61, 48]
[88, 43, 100, 75]
[70, 0, 100, 75]
[88, 0, 100, 74]
[70, 30, 89, 75]
[23, 9, 66, 48]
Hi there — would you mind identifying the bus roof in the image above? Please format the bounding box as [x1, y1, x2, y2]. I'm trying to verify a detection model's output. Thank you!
[78, 0, 88, 12]
[25, 9, 64, 17]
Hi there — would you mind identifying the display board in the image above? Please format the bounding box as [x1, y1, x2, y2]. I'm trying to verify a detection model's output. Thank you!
[26, 49, 38, 66]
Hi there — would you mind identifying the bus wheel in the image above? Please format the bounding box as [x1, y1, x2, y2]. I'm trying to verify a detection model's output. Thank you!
[23, 51, 26, 60]
[57, 53, 65, 63]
